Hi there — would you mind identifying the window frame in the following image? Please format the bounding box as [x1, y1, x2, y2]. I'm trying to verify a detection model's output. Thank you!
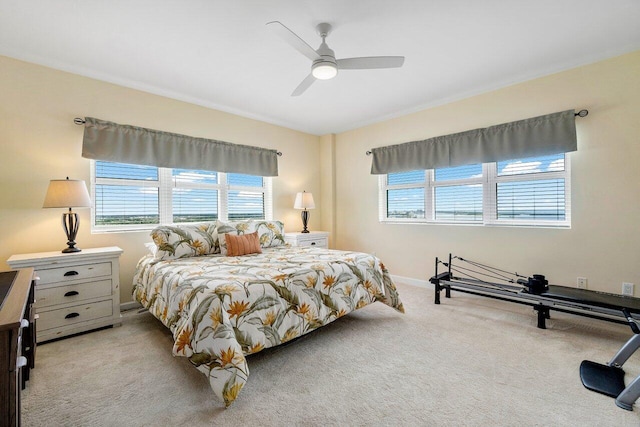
[90, 160, 272, 233]
[379, 154, 571, 228]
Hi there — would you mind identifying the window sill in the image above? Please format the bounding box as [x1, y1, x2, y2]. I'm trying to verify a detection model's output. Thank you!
[380, 219, 570, 229]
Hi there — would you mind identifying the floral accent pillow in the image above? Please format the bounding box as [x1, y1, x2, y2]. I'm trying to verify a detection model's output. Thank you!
[252, 220, 285, 248]
[216, 220, 254, 256]
[144, 242, 157, 256]
[150, 222, 219, 260]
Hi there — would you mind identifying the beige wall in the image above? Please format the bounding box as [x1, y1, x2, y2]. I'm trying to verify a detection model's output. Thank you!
[319, 133, 336, 247]
[2, 50, 639, 302]
[0, 55, 321, 303]
[333, 51, 640, 295]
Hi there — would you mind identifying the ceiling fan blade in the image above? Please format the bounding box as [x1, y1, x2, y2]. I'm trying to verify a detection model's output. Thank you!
[337, 56, 405, 70]
[291, 74, 316, 97]
[266, 21, 321, 62]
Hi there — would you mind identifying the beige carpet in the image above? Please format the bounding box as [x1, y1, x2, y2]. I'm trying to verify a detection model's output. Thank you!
[22, 283, 640, 426]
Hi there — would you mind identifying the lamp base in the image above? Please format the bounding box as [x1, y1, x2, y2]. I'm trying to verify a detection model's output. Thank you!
[300, 210, 310, 233]
[61, 210, 82, 253]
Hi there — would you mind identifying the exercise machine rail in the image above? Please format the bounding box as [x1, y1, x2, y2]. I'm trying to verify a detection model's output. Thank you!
[429, 254, 640, 329]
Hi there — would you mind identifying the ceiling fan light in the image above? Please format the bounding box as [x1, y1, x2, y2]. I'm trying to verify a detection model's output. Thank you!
[312, 62, 337, 80]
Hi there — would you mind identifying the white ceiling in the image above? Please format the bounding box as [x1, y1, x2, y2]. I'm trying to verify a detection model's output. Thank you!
[1, 0, 639, 135]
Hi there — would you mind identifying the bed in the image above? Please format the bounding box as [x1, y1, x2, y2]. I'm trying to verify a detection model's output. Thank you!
[132, 219, 404, 407]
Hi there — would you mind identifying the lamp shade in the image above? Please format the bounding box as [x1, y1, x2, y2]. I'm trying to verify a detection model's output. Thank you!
[294, 191, 315, 210]
[43, 178, 92, 208]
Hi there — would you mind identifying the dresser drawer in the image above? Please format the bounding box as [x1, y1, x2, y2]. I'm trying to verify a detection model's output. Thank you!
[37, 300, 113, 332]
[36, 262, 112, 284]
[35, 279, 112, 309]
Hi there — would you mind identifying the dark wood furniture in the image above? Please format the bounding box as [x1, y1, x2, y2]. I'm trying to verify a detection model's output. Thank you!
[0, 268, 36, 427]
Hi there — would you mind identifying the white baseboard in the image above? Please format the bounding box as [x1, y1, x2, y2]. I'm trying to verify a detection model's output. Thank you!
[391, 274, 432, 289]
[120, 301, 142, 312]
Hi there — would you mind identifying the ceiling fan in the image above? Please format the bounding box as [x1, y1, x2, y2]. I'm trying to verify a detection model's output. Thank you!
[266, 21, 405, 96]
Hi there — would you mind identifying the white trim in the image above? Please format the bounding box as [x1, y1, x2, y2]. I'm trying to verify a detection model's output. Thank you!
[120, 301, 142, 312]
[264, 177, 273, 220]
[158, 167, 173, 223]
[378, 175, 387, 222]
[390, 274, 432, 288]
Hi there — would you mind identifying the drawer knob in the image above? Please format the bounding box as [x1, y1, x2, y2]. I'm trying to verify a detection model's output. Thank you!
[311, 242, 316, 245]
[64, 270, 79, 277]
[20, 319, 29, 328]
[65, 312, 80, 319]
[64, 290, 80, 297]
[16, 356, 28, 369]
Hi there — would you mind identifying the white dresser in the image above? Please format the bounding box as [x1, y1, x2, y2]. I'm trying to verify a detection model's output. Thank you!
[7, 247, 123, 343]
[284, 231, 329, 249]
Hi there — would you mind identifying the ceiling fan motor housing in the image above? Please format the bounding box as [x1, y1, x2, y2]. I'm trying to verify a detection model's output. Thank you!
[312, 37, 337, 80]
[312, 58, 337, 80]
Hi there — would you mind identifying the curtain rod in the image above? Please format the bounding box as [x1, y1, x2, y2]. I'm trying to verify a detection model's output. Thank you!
[365, 109, 589, 156]
[73, 118, 283, 156]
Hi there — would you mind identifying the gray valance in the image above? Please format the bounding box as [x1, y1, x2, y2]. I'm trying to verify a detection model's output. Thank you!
[370, 110, 577, 174]
[81, 117, 279, 176]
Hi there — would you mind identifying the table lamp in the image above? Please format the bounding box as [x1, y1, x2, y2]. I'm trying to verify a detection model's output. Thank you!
[43, 177, 92, 253]
[294, 191, 315, 233]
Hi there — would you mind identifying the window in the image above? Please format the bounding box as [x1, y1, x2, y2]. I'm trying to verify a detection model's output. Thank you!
[386, 170, 425, 219]
[380, 153, 570, 227]
[91, 160, 272, 232]
[433, 164, 483, 222]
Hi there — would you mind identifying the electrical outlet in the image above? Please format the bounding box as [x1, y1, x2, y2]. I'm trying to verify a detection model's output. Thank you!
[622, 282, 634, 296]
[577, 277, 588, 289]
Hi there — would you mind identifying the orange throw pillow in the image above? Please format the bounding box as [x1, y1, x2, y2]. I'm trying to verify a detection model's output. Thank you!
[224, 231, 262, 256]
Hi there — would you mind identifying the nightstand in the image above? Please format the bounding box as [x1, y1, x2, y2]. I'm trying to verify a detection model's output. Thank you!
[284, 231, 329, 249]
[7, 247, 123, 343]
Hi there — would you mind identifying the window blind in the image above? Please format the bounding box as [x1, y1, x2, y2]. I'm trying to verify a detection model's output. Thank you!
[92, 160, 273, 231]
[171, 169, 219, 223]
[94, 162, 160, 226]
[489, 153, 569, 224]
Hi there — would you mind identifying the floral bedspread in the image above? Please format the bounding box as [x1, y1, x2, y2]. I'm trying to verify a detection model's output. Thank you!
[132, 245, 404, 406]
